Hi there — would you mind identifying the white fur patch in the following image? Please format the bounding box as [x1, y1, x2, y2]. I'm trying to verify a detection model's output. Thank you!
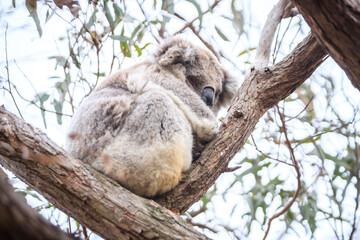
[126, 73, 149, 93]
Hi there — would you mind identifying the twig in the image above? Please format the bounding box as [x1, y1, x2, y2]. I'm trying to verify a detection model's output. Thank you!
[63, 66, 75, 114]
[174, 0, 222, 35]
[67, 216, 72, 234]
[293, 122, 353, 149]
[82, 225, 89, 240]
[251, 135, 294, 167]
[263, 105, 301, 240]
[2, 84, 72, 117]
[188, 24, 218, 58]
[4, 25, 24, 120]
[185, 218, 218, 234]
[187, 206, 207, 218]
[285, 95, 314, 122]
[225, 166, 242, 172]
[349, 128, 359, 240]
[272, 16, 293, 64]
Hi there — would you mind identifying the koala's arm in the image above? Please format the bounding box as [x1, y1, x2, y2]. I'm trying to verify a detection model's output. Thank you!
[127, 74, 218, 142]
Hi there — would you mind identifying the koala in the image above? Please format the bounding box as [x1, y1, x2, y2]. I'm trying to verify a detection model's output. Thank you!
[66, 36, 237, 198]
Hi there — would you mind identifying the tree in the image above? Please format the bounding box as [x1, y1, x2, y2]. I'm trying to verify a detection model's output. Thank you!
[1, 0, 359, 239]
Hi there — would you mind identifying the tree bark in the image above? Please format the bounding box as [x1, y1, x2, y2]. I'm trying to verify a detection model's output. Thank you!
[292, 0, 360, 91]
[0, 175, 76, 240]
[155, 33, 327, 213]
[0, 111, 207, 240]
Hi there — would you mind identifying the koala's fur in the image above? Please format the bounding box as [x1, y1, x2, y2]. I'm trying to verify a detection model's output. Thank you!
[66, 36, 237, 198]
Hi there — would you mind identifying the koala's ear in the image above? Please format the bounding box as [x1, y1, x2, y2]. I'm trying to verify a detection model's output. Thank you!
[158, 45, 183, 66]
[218, 69, 238, 108]
[154, 37, 196, 66]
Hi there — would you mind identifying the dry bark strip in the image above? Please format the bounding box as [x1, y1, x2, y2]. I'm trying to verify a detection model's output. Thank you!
[155, 33, 327, 213]
[253, 0, 291, 68]
[292, 0, 360, 91]
[0, 33, 326, 240]
[0, 112, 207, 240]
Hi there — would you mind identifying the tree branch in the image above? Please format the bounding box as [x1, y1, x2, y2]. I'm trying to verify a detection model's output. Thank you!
[0, 175, 75, 240]
[292, 0, 360, 91]
[0, 109, 207, 240]
[155, 32, 327, 213]
[253, 0, 291, 68]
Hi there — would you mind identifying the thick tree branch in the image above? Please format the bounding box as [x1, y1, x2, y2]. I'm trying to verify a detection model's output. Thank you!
[0, 111, 207, 240]
[292, 0, 360, 91]
[0, 175, 75, 240]
[155, 32, 327, 213]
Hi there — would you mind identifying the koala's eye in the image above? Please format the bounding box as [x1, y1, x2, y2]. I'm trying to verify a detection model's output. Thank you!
[201, 87, 215, 107]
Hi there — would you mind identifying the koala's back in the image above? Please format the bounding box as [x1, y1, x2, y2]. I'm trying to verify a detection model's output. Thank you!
[66, 84, 134, 166]
[66, 63, 193, 197]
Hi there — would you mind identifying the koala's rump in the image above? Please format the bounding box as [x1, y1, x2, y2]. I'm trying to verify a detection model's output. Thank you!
[67, 87, 193, 197]
[99, 90, 193, 197]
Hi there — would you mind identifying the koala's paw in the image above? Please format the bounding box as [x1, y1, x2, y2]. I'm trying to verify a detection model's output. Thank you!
[127, 73, 148, 93]
[195, 119, 218, 142]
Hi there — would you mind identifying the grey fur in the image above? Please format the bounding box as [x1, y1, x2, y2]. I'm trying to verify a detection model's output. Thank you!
[66, 36, 237, 197]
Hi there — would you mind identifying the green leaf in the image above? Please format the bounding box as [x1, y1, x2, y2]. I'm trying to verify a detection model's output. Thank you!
[113, 3, 124, 18]
[104, 1, 114, 30]
[45, 203, 53, 209]
[39, 93, 50, 102]
[92, 72, 106, 77]
[134, 45, 142, 57]
[231, 0, 244, 36]
[40, 101, 47, 128]
[45, 8, 57, 23]
[48, 56, 67, 69]
[215, 26, 229, 41]
[113, 3, 123, 27]
[121, 41, 132, 57]
[53, 100, 63, 125]
[238, 47, 256, 57]
[26, 1, 42, 37]
[123, 14, 135, 23]
[110, 35, 131, 41]
[86, 9, 98, 30]
[131, 24, 142, 40]
[161, 0, 174, 23]
[34, 92, 50, 129]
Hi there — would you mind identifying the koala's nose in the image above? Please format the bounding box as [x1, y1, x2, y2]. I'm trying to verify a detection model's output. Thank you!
[201, 87, 215, 107]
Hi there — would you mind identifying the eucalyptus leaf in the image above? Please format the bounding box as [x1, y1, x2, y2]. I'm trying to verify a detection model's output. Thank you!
[215, 26, 229, 41]
[25, 1, 42, 37]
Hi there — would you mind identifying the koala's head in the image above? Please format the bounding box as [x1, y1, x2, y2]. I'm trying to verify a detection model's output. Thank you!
[152, 36, 238, 113]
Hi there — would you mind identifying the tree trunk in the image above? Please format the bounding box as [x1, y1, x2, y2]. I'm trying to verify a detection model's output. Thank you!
[292, 0, 360, 91]
[0, 174, 75, 240]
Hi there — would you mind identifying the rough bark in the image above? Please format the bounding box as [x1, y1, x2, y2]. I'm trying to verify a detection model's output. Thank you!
[0, 175, 75, 240]
[155, 33, 327, 213]
[292, 0, 360, 91]
[0, 112, 207, 240]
